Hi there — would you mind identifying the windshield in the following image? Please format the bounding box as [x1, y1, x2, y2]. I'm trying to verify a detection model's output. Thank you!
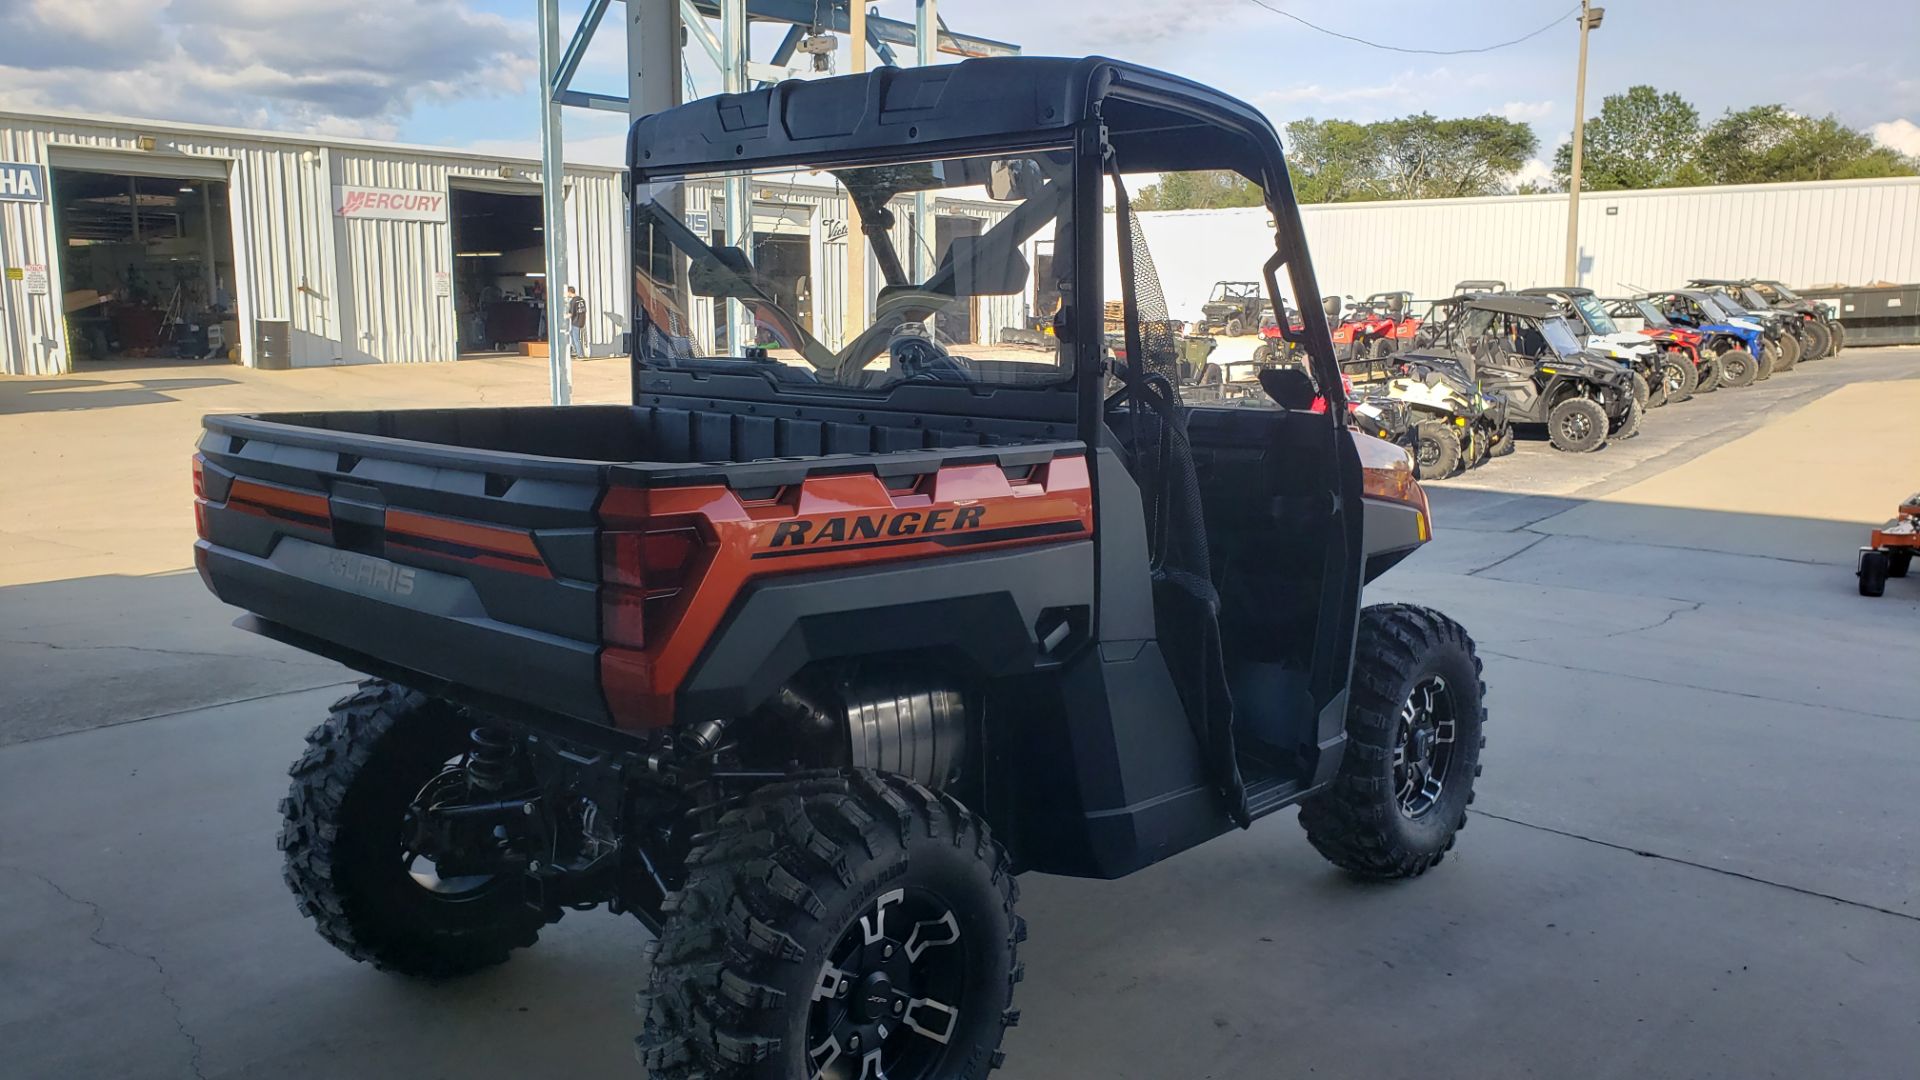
[1762, 280, 1801, 300]
[1632, 300, 1672, 328]
[632, 149, 1072, 391]
[1539, 316, 1585, 356]
[1738, 287, 1772, 309]
[1572, 294, 1618, 335]
[1702, 294, 1749, 320]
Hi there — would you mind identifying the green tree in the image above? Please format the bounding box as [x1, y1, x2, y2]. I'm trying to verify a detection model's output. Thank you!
[1700, 105, 1918, 183]
[1283, 117, 1375, 203]
[1283, 113, 1537, 202]
[1554, 85, 1705, 190]
[1369, 113, 1539, 200]
[1131, 170, 1265, 211]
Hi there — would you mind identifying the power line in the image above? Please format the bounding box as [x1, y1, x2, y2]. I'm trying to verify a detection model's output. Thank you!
[1242, 1, 1578, 55]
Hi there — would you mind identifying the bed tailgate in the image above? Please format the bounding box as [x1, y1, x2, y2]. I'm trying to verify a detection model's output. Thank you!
[191, 415, 611, 723]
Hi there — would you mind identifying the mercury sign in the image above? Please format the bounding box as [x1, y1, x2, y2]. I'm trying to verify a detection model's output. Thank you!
[334, 185, 447, 223]
[0, 162, 47, 203]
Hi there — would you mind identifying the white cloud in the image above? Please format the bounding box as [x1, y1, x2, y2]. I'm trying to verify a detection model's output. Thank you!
[1257, 66, 1498, 114]
[1501, 100, 1554, 123]
[1260, 75, 1419, 108]
[1869, 118, 1920, 157]
[0, 0, 535, 138]
[1511, 158, 1554, 188]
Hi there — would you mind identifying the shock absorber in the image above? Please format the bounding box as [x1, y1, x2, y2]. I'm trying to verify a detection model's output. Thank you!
[465, 726, 518, 792]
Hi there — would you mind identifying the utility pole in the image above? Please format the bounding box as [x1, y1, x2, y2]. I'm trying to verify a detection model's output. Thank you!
[912, 0, 938, 282]
[843, 1, 867, 350]
[1564, 1, 1603, 285]
[537, 0, 571, 404]
[719, 0, 750, 356]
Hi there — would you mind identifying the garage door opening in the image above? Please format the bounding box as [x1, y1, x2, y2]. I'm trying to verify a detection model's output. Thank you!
[451, 187, 546, 357]
[707, 201, 814, 354]
[933, 214, 982, 344]
[53, 169, 238, 366]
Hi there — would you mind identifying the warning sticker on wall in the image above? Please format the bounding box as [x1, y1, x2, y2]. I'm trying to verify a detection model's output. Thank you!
[434, 270, 452, 297]
[24, 264, 47, 294]
[3, 267, 20, 281]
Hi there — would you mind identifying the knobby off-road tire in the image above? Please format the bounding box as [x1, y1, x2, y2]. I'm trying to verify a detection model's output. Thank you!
[1692, 354, 1722, 394]
[1629, 371, 1651, 409]
[1802, 320, 1831, 361]
[1776, 332, 1801, 371]
[637, 772, 1023, 1080]
[1756, 341, 1777, 380]
[1889, 551, 1913, 578]
[1489, 422, 1516, 458]
[1299, 604, 1487, 879]
[1718, 348, 1757, 388]
[1547, 396, 1608, 453]
[1609, 396, 1643, 441]
[279, 680, 554, 978]
[1414, 422, 1462, 480]
[1225, 316, 1245, 337]
[1644, 369, 1669, 408]
[1662, 351, 1697, 403]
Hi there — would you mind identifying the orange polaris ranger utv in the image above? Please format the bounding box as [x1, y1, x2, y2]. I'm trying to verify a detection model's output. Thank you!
[193, 57, 1486, 1079]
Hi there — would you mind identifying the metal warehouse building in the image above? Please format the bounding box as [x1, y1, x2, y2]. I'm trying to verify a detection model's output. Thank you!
[1126, 176, 1920, 321]
[0, 108, 632, 376]
[0, 108, 1025, 379]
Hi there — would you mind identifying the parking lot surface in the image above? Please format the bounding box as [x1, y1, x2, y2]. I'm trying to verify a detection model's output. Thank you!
[3, 349, 1918, 1078]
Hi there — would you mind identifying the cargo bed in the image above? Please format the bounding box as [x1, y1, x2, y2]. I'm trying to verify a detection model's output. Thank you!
[193, 402, 1079, 730]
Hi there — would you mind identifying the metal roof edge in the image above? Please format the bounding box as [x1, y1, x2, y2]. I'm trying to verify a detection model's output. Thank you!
[0, 105, 626, 175]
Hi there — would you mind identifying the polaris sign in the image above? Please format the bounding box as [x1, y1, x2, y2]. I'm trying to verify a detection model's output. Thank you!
[334, 184, 447, 223]
[0, 162, 47, 203]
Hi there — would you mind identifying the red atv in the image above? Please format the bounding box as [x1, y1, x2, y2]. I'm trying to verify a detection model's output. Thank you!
[1368, 291, 1422, 349]
[1605, 296, 1721, 396]
[1326, 296, 1399, 362]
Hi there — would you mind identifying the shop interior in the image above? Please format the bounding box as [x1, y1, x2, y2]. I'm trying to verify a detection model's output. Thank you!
[707, 201, 815, 353]
[53, 169, 239, 365]
[450, 187, 548, 356]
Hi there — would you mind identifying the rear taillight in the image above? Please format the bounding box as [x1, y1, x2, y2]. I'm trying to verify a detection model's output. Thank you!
[192, 455, 209, 539]
[598, 488, 707, 728]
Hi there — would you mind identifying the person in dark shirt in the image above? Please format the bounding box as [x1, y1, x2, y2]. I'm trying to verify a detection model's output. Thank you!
[565, 285, 587, 358]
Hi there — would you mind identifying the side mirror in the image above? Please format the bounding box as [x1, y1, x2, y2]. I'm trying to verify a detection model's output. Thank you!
[987, 158, 1044, 202]
[1322, 295, 1343, 320]
[687, 245, 754, 298]
[1258, 367, 1318, 410]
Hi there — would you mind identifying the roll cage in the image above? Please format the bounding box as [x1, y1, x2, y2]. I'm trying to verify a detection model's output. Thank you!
[624, 56, 1348, 437]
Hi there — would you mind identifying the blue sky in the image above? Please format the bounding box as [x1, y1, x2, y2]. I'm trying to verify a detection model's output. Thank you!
[4, 1, 1917, 171]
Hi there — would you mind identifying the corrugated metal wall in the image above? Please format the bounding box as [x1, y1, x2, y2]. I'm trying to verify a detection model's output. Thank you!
[0, 110, 628, 375]
[1117, 175, 1920, 323]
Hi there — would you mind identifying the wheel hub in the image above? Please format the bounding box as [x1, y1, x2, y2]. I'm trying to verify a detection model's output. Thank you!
[855, 972, 896, 1022]
[808, 889, 967, 1080]
[1391, 674, 1456, 819]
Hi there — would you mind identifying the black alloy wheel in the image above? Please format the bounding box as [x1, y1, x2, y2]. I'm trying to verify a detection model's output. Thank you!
[807, 888, 972, 1080]
[637, 772, 1021, 1080]
[1392, 675, 1459, 818]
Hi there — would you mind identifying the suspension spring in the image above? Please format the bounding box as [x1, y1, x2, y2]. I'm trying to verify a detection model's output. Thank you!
[465, 726, 517, 792]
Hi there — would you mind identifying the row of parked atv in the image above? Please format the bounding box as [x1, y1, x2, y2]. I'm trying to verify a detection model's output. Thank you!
[1226, 276, 1846, 478]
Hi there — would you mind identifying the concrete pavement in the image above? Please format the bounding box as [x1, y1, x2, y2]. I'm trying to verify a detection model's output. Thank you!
[2, 348, 1918, 1078]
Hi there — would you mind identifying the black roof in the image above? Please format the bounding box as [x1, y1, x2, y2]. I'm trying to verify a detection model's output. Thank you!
[1433, 293, 1566, 319]
[1517, 286, 1595, 299]
[627, 56, 1281, 179]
